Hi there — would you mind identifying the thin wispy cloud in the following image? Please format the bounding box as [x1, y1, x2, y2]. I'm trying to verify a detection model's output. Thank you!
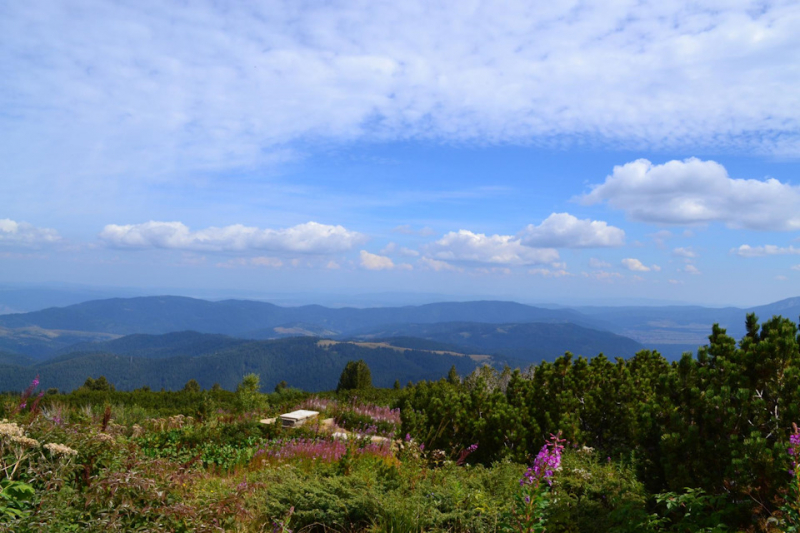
[3, 1, 800, 198]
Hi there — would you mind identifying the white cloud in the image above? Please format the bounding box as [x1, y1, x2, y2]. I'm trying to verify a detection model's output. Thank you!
[5, 1, 800, 210]
[582, 270, 623, 281]
[673, 247, 697, 258]
[581, 158, 800, 231]
[396, 263, 414, 271]
[251, 257, 283, 268]
[792, 264, 800, 271]
[380, 242, 397, 254]
[359, 250, 395, 271]
[380, 242, 421, 257]
[776, 275, 788, 281]
[217, 256, 283, 269]
[418, 257, 461, 272]
[588, 258, 611, 269]
[683, 264, 701, 275]
[477, 267, 512, 276]
[427, 230, 558, 266]
[668, 279, 683, 285]
[99, 221, 366, 254]
[393, 225, 435, 237]
[622, 258, 652, 272]
[326, 260, 341, 270]
[648, 230, 673, 247]
[733, 244, 800, 258]
[519, 213, 624, 248]
[529, 268, 571, 277]
[0, 218, 61, 247]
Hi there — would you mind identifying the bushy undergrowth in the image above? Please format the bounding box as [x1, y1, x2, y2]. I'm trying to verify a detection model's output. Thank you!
[3, 312, 800, 532]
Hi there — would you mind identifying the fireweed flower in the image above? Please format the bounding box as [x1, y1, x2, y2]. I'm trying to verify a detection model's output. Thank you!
[456, 443, 479, 465]
[789, 423, 800, 476]
[520, 433, 565, 488]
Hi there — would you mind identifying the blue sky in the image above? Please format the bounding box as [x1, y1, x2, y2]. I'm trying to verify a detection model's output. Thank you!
[2, 0, 800, 306]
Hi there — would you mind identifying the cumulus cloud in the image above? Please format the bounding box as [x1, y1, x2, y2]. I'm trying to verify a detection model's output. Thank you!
[529, 268, 571, 277]
[683, 264, 701, 275]
[588, 258, 611, 269]
[582, 270, 623, 281]
[427, 230, 559, 266]
[99, 221, 366, 254]
[217, 256, 283, 269]
[792, 264, 800, 271]
[581, 158, 800, 231]
[381, 242, 421, 257]
[359, 250, 395, 271]
[648, 230, 673, 247]
[519, 213, 624, 248]
[393, 225, 435, 237]
[621, 258, 655, 272]
[477, 267, 512, 276]
[673, 247, 697, 258]
[0, 218, 60, 247]
[733, 244, 800, 258]
[5, 1, 800, 210]
[418, 257, 461, 272]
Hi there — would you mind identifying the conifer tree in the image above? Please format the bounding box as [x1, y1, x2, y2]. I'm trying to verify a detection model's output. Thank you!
[336, 360, 372, 392]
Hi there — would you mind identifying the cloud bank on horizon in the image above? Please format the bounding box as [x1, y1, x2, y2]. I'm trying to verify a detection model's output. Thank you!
[2, 1, 800, 304]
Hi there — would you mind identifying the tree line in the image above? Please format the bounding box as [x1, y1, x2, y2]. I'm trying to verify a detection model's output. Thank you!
[400, 314, 800, 526]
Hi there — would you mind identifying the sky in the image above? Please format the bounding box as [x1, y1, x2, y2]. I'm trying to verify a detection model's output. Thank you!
[1, 0, 800, 307]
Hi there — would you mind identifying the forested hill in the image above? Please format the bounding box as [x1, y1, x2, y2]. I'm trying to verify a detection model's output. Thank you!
[0, 296, 602, 336]
[352, 322, 644, 362]
[56, 331, 249, 359]
[0, 336, 482, 393]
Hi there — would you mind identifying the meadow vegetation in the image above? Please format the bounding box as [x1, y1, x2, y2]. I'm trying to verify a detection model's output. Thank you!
[1, 313, 800, 532]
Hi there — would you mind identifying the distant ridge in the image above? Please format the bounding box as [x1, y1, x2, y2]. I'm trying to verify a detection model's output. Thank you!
[0, 296, 605, 337]
[352, 321, 645, 362]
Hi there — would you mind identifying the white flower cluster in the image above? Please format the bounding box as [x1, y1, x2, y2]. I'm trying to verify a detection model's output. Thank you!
[44, 442, 78, 457]
[0, 421, 39, 448]
[0, 421, 24, 439]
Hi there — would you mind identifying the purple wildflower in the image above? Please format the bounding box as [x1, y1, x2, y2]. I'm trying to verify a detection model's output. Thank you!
[456, 443, 479, 465]
[253, 437, 392, 465]
[520, 433, 565, 488]
[789, 423, 800, 477]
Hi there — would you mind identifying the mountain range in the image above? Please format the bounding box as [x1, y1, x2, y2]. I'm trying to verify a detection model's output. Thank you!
[0, 294, 798, 392]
